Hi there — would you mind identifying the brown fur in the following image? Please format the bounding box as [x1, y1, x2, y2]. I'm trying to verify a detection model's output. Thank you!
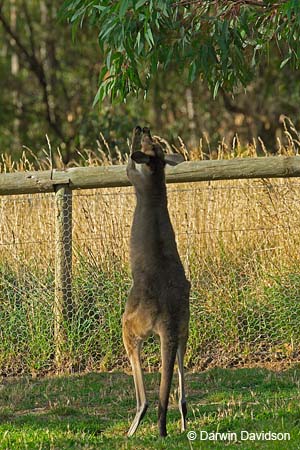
[122, 127, 190, 437]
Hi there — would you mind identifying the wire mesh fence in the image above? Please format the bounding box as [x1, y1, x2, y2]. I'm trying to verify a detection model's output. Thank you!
[0, 178, 300, 377]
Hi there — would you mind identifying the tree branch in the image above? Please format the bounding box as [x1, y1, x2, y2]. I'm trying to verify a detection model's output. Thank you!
[0, 7, 40, 74]
[22, 0, 37, 57]
[0, 6, 65, 142]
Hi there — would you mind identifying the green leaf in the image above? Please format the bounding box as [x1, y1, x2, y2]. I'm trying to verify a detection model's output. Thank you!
[106, 50, 113, 69]
[93, 84, 103, 107]
[99, 21, 117, 40]
[135, 31, 144, 54]
[251, 44, 262, 67]
[145, 25, 154, 47]
[213, 80, 220, 99]
[280, 55, 291, 68]
[188, 60, 197, 82]
[135, 0, 148, 9]
[60, 0, 300, 102]
[119, 0, 130, 19]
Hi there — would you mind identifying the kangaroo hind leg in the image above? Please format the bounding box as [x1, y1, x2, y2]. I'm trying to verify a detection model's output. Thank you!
[177, 338, 188, 432]
[158, 333, 178, 437]
[123, 322, 148, 436]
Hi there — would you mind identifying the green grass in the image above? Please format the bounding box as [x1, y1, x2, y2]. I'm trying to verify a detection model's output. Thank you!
[1, 258, 300, 375]
[0, 367, 300, 449]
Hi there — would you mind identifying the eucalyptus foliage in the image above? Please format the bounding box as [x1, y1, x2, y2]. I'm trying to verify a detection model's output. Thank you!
[61, 0, 300, 103]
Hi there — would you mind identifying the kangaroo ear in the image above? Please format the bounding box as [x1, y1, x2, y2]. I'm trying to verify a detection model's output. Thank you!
[165, 154, 185, 166]
[131, 151, 151, 164]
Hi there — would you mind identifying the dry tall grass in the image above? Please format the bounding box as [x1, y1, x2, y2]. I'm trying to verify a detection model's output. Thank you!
[0, 180, 299, 275]
[1, 175, 300, 374]
[1, 121, 300, 374]
[0, 116, 299, 274]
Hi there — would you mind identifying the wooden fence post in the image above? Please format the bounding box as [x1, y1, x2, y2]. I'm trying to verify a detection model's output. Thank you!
[54, 184, 73, 370]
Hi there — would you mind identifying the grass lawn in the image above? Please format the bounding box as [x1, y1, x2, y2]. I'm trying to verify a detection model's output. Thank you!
[0, 367, 300, 449]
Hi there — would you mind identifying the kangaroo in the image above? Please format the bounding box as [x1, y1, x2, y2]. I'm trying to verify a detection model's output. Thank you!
[122, 126, 190, 437]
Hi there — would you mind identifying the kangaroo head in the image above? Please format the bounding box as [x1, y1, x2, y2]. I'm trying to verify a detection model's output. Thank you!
[127, 126, 185, 194]
[131, 127, 166, 174]
[130, 127, 183, 175]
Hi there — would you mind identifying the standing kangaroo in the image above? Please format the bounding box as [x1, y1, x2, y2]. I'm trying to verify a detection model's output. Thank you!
[122, 126, 190, 437]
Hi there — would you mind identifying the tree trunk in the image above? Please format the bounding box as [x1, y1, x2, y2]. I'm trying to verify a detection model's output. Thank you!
[10, 0, 21, 149]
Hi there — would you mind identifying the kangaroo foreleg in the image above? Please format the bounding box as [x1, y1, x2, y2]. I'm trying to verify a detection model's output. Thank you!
[131, 126, 142, 154]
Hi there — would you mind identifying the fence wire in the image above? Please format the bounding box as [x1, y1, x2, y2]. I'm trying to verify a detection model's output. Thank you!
[0, 178, 300, 376]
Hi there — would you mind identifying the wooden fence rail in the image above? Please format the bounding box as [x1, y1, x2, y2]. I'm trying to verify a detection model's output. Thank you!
[0, 156, 300, 196]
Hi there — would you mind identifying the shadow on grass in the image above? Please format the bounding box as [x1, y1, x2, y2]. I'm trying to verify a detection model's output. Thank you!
[0, 367, 300, 449]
